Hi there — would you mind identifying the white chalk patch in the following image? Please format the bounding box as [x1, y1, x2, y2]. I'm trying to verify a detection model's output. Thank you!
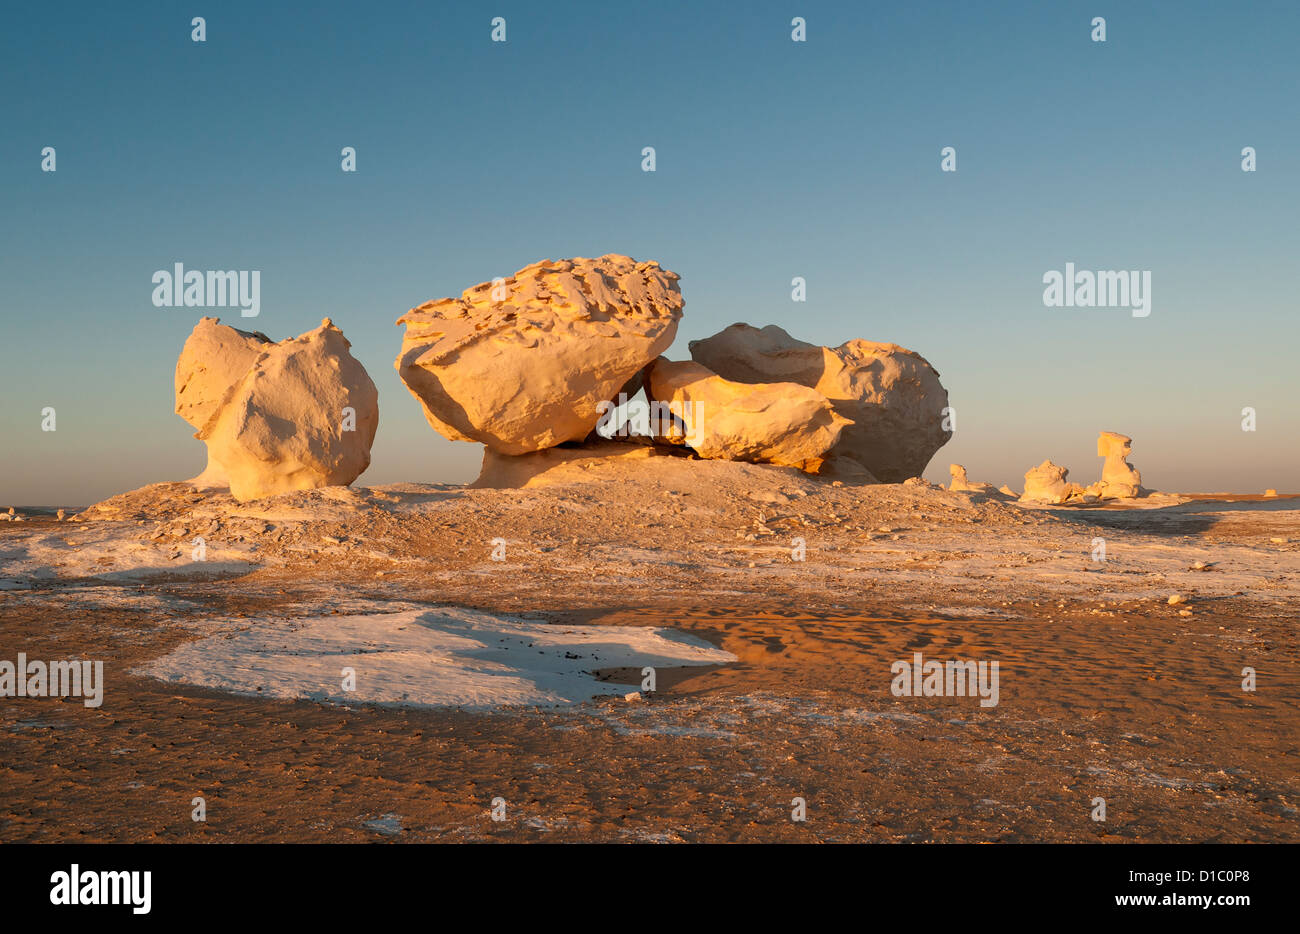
[0, 524, 253, 582]
[137, 607, 736, 710]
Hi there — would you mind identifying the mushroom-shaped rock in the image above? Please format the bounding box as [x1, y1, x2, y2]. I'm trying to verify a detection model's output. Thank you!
[646, 358, 851, 470]
[1019, 460, 1074, 504]
[395, 255, 683, 455]
[688, 324, 951, 482]
[1095, 431, 1143, 498]
[174, 317, 379, 502]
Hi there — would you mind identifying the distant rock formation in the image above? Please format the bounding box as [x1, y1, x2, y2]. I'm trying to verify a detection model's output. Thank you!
[1092, 431, 1143, 499]
[395, 255, 682, 454]
[688, 324, 951, 482]
[1015, 432, 1150, 506]
[1020, 460, 1076, 504]
[175, 317, 378, 502]
[645, 358, 851, 470]
[948, 464, 1000, 495]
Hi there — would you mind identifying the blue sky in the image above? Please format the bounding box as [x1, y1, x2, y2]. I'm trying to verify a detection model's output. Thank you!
[2, 0, 1297, 504]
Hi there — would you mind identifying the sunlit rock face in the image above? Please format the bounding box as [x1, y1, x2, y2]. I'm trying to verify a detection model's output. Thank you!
[1094, 431, 1144, 499]
[948, 464, 999, 495]
[688, 323, 951, 482]
[645, 357, 851, 470]
[175, 317, 378, 502]
[395, 255, 682, 455]
[1019, 460, 1076, 504]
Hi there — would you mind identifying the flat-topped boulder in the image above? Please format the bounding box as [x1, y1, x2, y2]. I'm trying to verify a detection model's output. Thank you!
[396, 255, 683, 454]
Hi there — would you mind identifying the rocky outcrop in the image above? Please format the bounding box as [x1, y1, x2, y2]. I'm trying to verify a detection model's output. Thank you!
[1019, 460, 1076, 504]
[395, 255, 683, 455]
[948, 464, 1000, 495]
[1093, 431, 1143, 498]
[688, 324, 950, 482]
[645, 358, 850, 470]
[174, 317, 379, 502]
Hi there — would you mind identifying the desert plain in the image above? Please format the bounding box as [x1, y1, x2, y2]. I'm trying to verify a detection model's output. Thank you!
[2, 443, 1297, 843]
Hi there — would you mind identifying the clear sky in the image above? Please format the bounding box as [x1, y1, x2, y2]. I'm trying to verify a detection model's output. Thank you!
[2, 0, 1297, 505]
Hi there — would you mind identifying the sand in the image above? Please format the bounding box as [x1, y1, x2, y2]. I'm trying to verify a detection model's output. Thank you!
[1, 450, 1297, 842]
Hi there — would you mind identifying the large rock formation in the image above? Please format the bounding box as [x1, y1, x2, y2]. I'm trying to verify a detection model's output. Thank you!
[688, 324, 950, 482]
[1093, 431, 1143, 498]
[174, 318, 273, 488]
[396, 255, 683, 455]
[175, 317, 379, 502]
[645, 358, 850, 470]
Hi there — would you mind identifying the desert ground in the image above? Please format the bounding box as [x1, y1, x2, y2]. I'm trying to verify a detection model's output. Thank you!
[2, 445, 1297, 843]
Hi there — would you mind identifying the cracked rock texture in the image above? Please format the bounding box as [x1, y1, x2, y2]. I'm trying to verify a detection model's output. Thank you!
[396, 255, 682, 454]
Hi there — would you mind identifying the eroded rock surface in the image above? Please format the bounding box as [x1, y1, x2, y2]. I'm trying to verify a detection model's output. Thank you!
[1020, 460, 1075, 505]
[948, 464, 1000, 495]
[1093, 431, 1144, 499]
[175, 317, 378, 502]
[396, 255, 683, 454]
[646, 358, 850, 470]
[689, 324, 950, 482]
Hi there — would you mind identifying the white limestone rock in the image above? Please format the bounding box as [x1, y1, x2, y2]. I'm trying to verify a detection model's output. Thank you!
[689, 323, 951, 482]
[1093, 430, 1144, 499]
[395, 255, 683, 455]
[645, 358, 850, 470]
[1019, 460, 1074, 505]
[175, 317, 379, 502]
